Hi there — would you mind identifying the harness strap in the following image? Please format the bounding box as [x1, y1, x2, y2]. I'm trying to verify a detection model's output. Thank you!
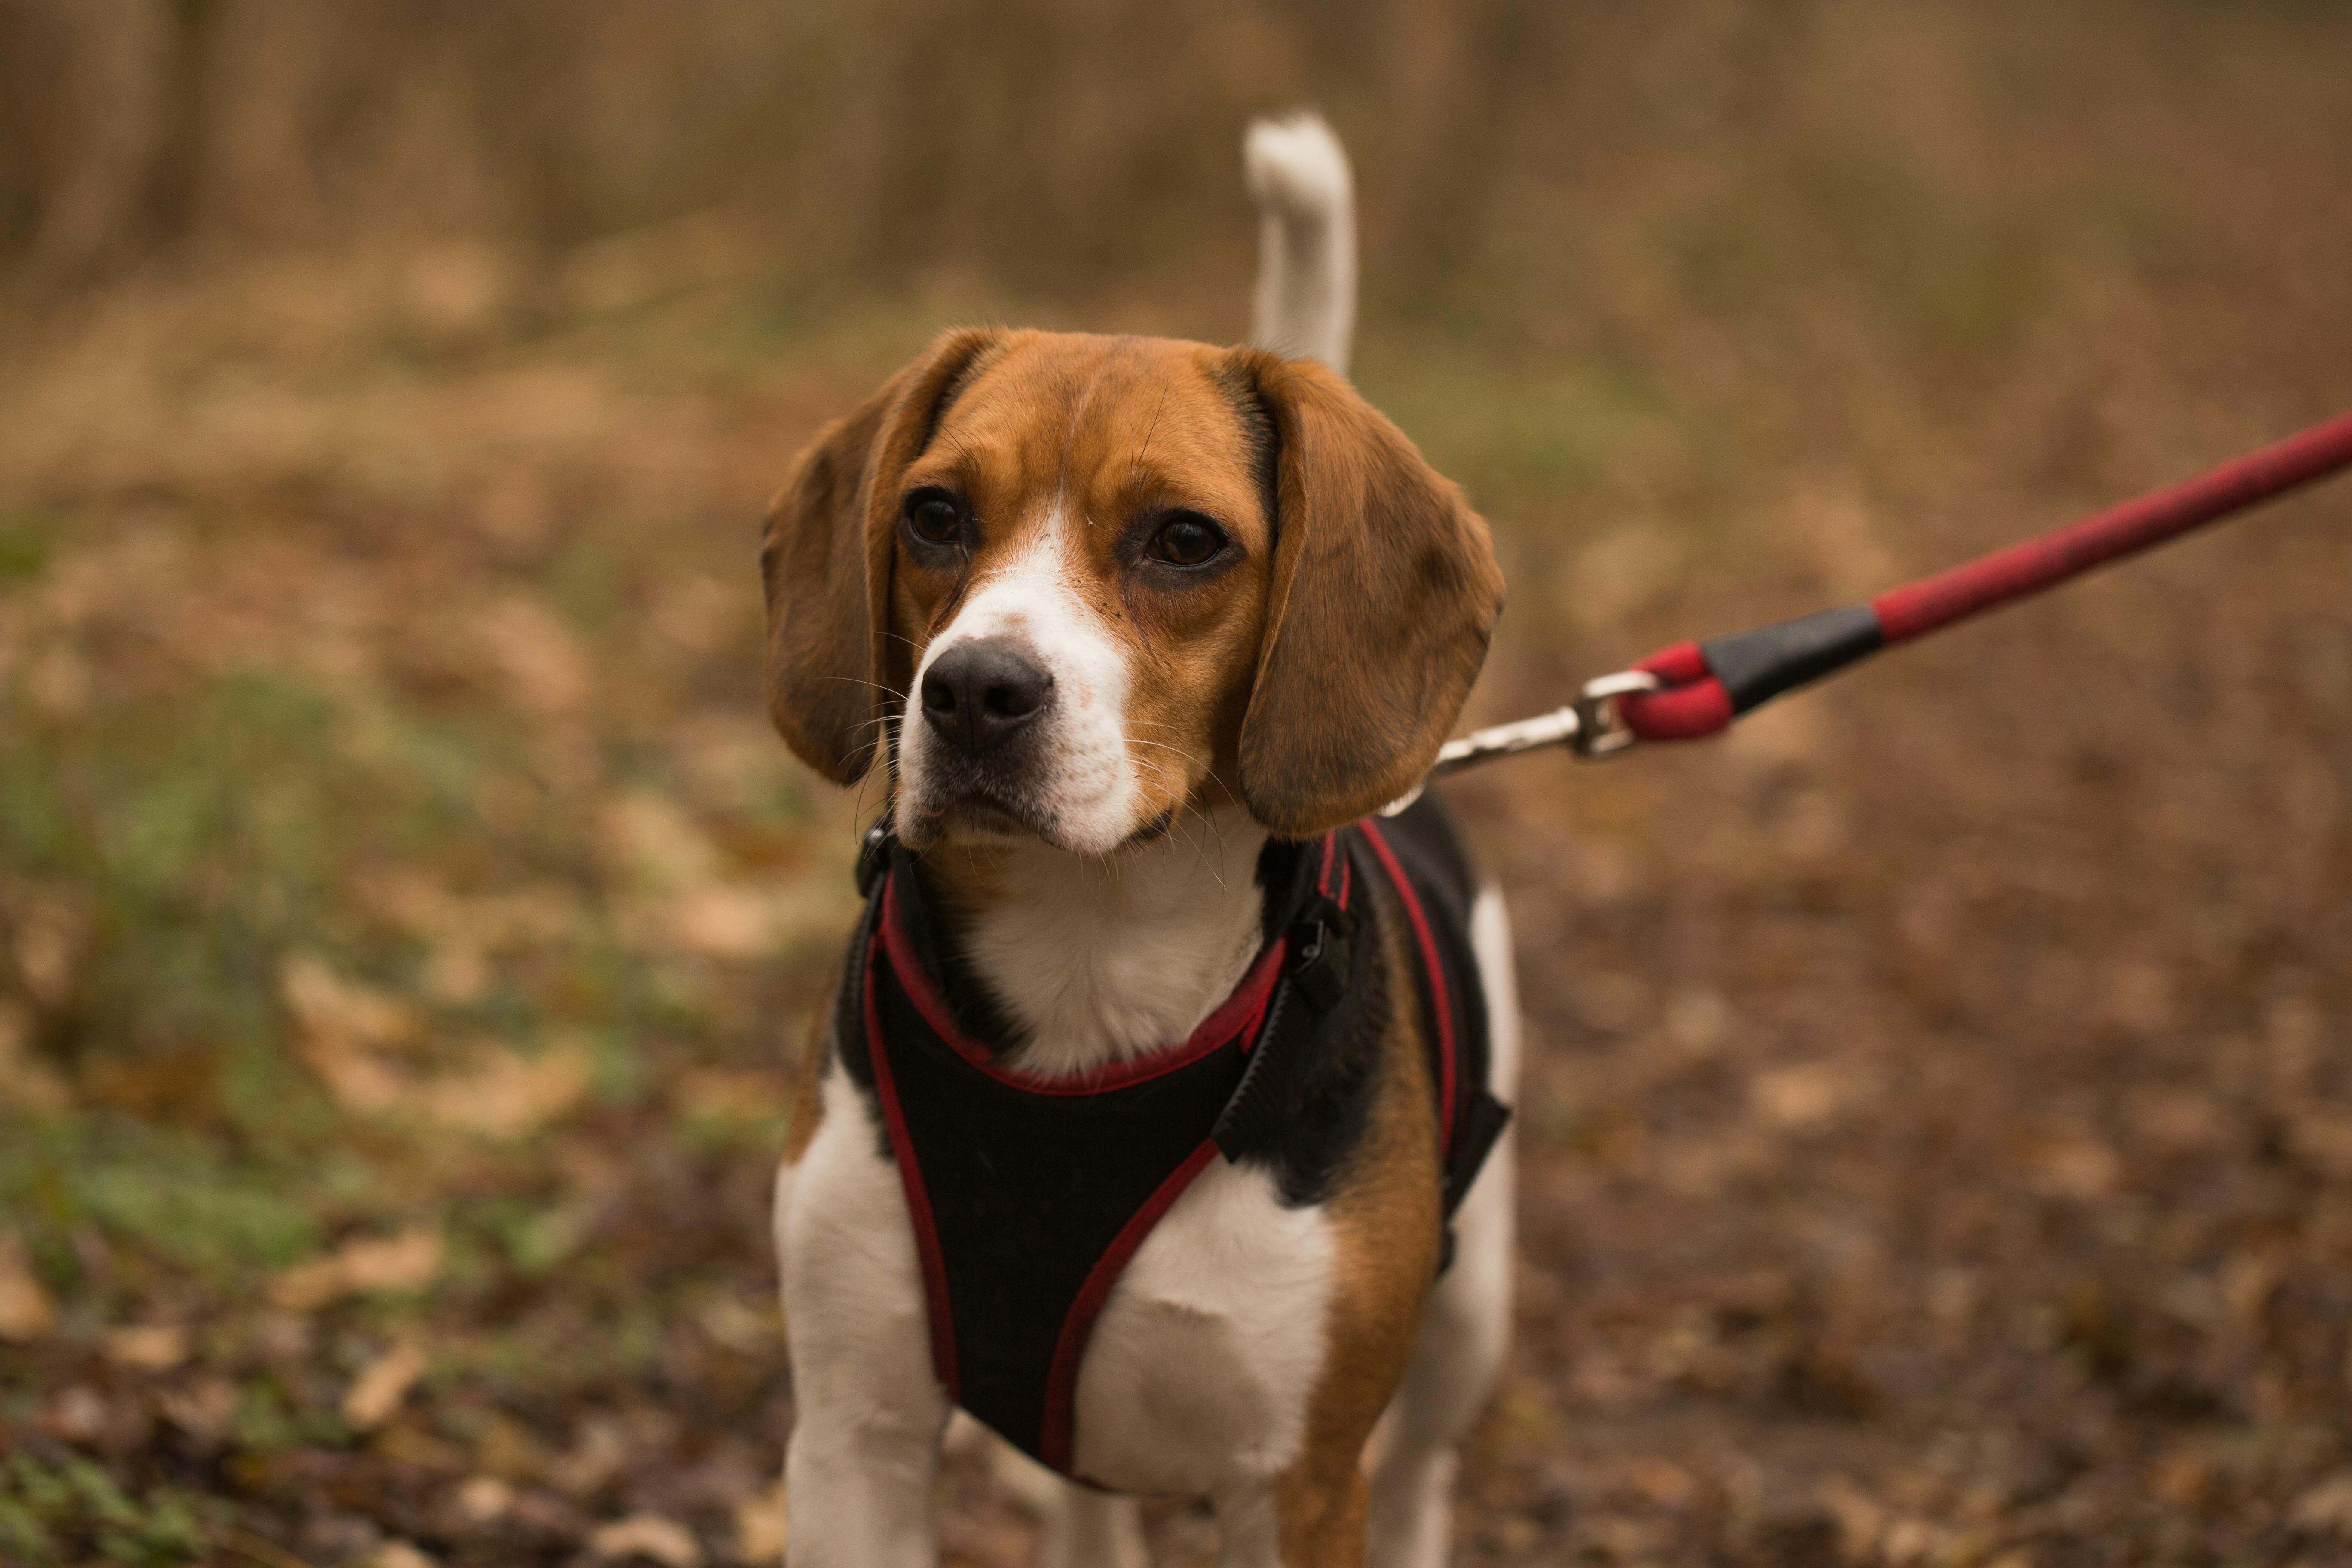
[1357, 819, 1510, 1261]
[1216, 823, 1508, 1266]
[1212, 833, 1354, 1163]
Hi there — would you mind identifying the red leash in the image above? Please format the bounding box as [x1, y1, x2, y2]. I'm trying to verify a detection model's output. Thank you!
[1408, 406, 2352, 790]
[1617, 406, 2352, 743]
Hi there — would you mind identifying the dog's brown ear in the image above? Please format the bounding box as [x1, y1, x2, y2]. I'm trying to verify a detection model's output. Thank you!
[761, 328, 1001, 783]
[1233, 352, 1505, 835]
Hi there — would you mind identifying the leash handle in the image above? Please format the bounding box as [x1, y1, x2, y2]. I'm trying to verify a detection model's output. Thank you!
[1612, 405, 2352, 744]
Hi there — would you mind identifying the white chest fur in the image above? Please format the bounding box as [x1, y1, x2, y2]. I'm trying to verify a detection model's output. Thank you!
[961, 805, 1271, 1078]
[1071, 1155, 1335, 1493]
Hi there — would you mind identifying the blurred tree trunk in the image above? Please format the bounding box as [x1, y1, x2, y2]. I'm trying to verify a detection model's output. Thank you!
[6, 0, 172, 282]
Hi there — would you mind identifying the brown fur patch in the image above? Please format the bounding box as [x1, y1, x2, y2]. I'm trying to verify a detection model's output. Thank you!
[778, 1000, 830, 1168]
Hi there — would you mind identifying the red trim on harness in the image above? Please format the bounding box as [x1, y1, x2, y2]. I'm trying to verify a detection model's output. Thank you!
[1037, 1136, 1224, 1476]
[879, 875, 1289, 1093]
[1357, 820, 1456, 1139]
[861, 961, 960, 1400]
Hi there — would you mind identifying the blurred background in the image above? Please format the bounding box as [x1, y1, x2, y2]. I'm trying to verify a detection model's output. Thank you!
[2, 2, 2350, 1564]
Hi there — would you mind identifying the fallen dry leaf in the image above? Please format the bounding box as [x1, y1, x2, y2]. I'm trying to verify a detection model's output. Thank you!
[282, 952, 419, 1049]
[475, 594, 591, 716]
[1881, 1515, 1948, 1565]
[420, 1040, 592, 1136]
[676, 1068, 787, 1124]
[733, 1483, 787, 1564]
[693, 1290, 779, 1356]
[600, 792, 725, 891]
[291, 1030, 415, 1115]
[455, 1475, 515, 1524]
[272, 1226, 445, 1310]
[158, 1377, 239, 1443]
[1623, 1456, 1698, 1509]
[1816, 1474, 1885, 1559]
[2292, 1473, 2352, 1538]
[0, 1231, 58, 1343]
[343, 1337, 430, 1430]
[103, 1323, 191, 1370]
[589, 1513, 703, 1568]
[357, 869, 578, 950]
[422, 940, 489, 1004]
[282, 952, 424, 1114]
[43, 1384, 109, 1443]
[11, 888, 89, 1008]
[547, 1416, 629, 1498]
[2033, 1136, 2123, 1200]
[666, 885, 775, 959]
[1752, 1062, 1853, 1131]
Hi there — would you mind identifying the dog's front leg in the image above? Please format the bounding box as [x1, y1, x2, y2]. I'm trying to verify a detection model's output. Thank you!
[1214, 1464, 1371, 1568]
[781, 1394, 945, 1568]
[776, 1079, 949, 1566]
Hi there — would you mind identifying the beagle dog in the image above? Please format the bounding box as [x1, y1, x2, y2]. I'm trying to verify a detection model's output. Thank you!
[763, 117, 1520, 1568]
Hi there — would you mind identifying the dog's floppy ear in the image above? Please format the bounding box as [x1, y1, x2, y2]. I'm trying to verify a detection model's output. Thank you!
[761, 328, 1001, 783]
[1233, 351, 1504, 836]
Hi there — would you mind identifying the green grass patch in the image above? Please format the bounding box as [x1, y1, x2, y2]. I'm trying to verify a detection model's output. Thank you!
[0, 1115, 320, 1287]
[0, 1455, 223, 1568]
[0, 510, 54, 580]
[1797, 151, 2050, 366]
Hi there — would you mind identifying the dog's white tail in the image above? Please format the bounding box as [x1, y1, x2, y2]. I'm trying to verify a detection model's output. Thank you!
[1245, 113, 1356, 376]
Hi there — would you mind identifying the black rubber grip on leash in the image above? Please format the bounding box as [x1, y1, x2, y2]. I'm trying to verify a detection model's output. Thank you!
[1699, 603, 1885, 714]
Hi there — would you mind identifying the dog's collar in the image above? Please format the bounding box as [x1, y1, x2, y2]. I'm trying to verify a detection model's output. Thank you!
[854, 815, 1353, 1073]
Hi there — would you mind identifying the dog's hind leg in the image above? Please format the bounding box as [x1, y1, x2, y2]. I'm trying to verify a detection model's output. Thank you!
[1364, 886, 1521, 1568]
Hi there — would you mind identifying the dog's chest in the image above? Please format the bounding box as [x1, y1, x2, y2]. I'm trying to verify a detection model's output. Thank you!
[1069, 1156, 1335, 1493]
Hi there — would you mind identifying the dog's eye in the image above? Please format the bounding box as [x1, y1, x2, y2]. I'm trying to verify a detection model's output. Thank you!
[1148, 514, 1226, 567]
[904, 491, 965, 546]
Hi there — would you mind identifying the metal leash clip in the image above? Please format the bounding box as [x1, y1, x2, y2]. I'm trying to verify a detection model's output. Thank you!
[1381, 670, 1658, 815]
[1567, 669, 1660, 759]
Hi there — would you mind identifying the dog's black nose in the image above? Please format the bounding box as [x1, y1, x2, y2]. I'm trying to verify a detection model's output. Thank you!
[921, 638, 1054, 756]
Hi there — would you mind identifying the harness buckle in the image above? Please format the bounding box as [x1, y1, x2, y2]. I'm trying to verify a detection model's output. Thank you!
[1289, 895, 1355, 1015]
[1569, 670, 1660, 759]
[855, 819, 893, 897]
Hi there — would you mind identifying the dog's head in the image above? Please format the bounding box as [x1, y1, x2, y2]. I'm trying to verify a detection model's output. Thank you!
[762, 329, 1502, 849]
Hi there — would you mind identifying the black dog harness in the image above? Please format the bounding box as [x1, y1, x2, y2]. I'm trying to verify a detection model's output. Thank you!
[841, 805, 1509, 1479]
